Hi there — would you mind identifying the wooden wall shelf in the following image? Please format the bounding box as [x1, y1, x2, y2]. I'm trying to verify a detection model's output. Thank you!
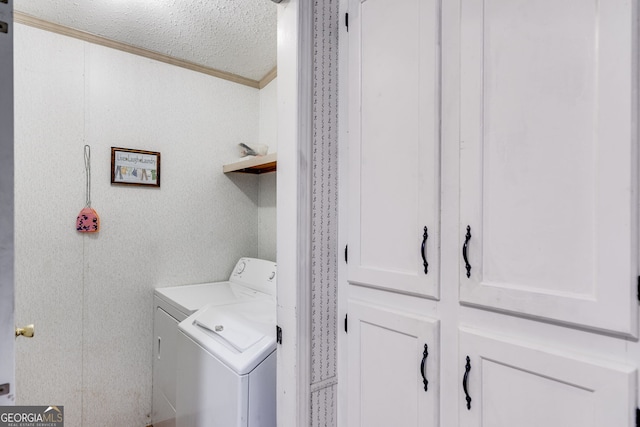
[222, 152, 277, 174]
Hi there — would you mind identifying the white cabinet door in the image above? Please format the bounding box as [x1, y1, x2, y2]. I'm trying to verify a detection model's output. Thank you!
[348, 0, 441, 298]
[459, 0, 638, 335]
[152, 307, 179, 427]
[347, 301, 439, 427]
[459, 328, 637, 427]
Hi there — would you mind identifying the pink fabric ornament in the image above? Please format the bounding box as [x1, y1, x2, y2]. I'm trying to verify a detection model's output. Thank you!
[77, 145, 100, 233]
[76, 207, 100, 232]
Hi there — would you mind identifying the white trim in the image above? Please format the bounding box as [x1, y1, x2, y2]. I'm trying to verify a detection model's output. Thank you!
[336, 0, 350, 426]
[0, 0, 15, 405]
[297, 0, 313, 425]
[276, 0, 312, 426]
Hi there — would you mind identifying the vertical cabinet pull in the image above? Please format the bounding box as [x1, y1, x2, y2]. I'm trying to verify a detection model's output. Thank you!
[463, 225, 472, 278]
[463, 356, 472, 410]
[420, 343, 429, 392]
[421, 226, 429, 274]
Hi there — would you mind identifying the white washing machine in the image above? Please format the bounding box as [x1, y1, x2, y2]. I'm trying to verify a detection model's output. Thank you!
[175, 296, 277, 427]
[151, 258, 277, 427]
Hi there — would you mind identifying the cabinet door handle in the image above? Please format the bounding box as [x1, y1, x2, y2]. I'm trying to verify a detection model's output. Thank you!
[463, 225, 472, 278]
[421, 226, 429, 274]
[420, 343, 429, 392]
[463, 356, 472, 410]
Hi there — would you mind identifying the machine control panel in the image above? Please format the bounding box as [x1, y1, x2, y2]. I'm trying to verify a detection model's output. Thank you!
[230, 258, 277, 296]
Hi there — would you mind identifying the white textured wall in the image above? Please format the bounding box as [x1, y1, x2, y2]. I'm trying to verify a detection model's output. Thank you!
[13, 23, 265, 427]
[259, 78, 278, 153]
[258, 173, 277, 262]
[258, 78, 277, 262]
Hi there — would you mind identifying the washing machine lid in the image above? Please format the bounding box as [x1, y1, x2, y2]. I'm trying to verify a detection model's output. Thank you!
[194, 310, 265, 352]
[155, 281, 267, 316]
[179, 300, 276, 375]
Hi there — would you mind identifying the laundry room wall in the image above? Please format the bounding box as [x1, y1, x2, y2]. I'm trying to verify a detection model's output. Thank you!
[12, 22, 275, 427]
[257, 79, 277, 262]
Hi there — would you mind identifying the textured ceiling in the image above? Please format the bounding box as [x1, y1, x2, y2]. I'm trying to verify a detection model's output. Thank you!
[14, 0, 277, 82]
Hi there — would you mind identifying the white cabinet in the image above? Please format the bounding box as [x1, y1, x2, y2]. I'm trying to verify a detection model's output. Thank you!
[459, 0, 638, 336]
[347, 0, 441, 299]
[347, 301, 439, 427]
[343, 0, 639, 425]
[459, 329, 636, 427]
[346, 0, 443, 423]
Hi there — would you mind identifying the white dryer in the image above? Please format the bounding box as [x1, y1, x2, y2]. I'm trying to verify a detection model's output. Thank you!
[175, 296, 277, 427]
[151, 258, 276, 427]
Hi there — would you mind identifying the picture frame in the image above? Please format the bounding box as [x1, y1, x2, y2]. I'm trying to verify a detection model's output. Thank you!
[111, 147, 161, 187]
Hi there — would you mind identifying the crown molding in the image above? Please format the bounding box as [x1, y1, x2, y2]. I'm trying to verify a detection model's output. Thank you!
[259, 67, 278, 89]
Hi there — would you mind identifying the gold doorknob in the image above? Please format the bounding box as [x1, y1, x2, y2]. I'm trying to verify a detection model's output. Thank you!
[15, 324, 34, 338]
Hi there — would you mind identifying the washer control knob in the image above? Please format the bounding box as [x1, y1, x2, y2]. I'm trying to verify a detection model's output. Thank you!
[235, 261, 246, 274]
[215, 325, 224, 332]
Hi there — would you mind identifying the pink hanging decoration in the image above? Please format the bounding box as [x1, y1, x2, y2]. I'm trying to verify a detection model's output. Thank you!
[76, 207, 100, 232]
[77, 145, 100, 233]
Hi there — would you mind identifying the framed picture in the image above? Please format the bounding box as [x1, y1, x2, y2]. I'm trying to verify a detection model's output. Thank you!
[111, 147, 161, 187]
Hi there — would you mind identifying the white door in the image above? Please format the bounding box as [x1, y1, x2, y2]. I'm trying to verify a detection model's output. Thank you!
[152, 307, 179, 426]
[458, 328, 636, 427]
[459, 0, 638, 336]
[347, 0, 441, 299]
[0, 0, 14, 405]
[347, 301, 439, 427]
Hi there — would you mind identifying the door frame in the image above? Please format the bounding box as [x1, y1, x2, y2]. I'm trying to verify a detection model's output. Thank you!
[276, 0, 313, 426]
[0, 0, 313, 417]
[0, 0, 15, 406]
